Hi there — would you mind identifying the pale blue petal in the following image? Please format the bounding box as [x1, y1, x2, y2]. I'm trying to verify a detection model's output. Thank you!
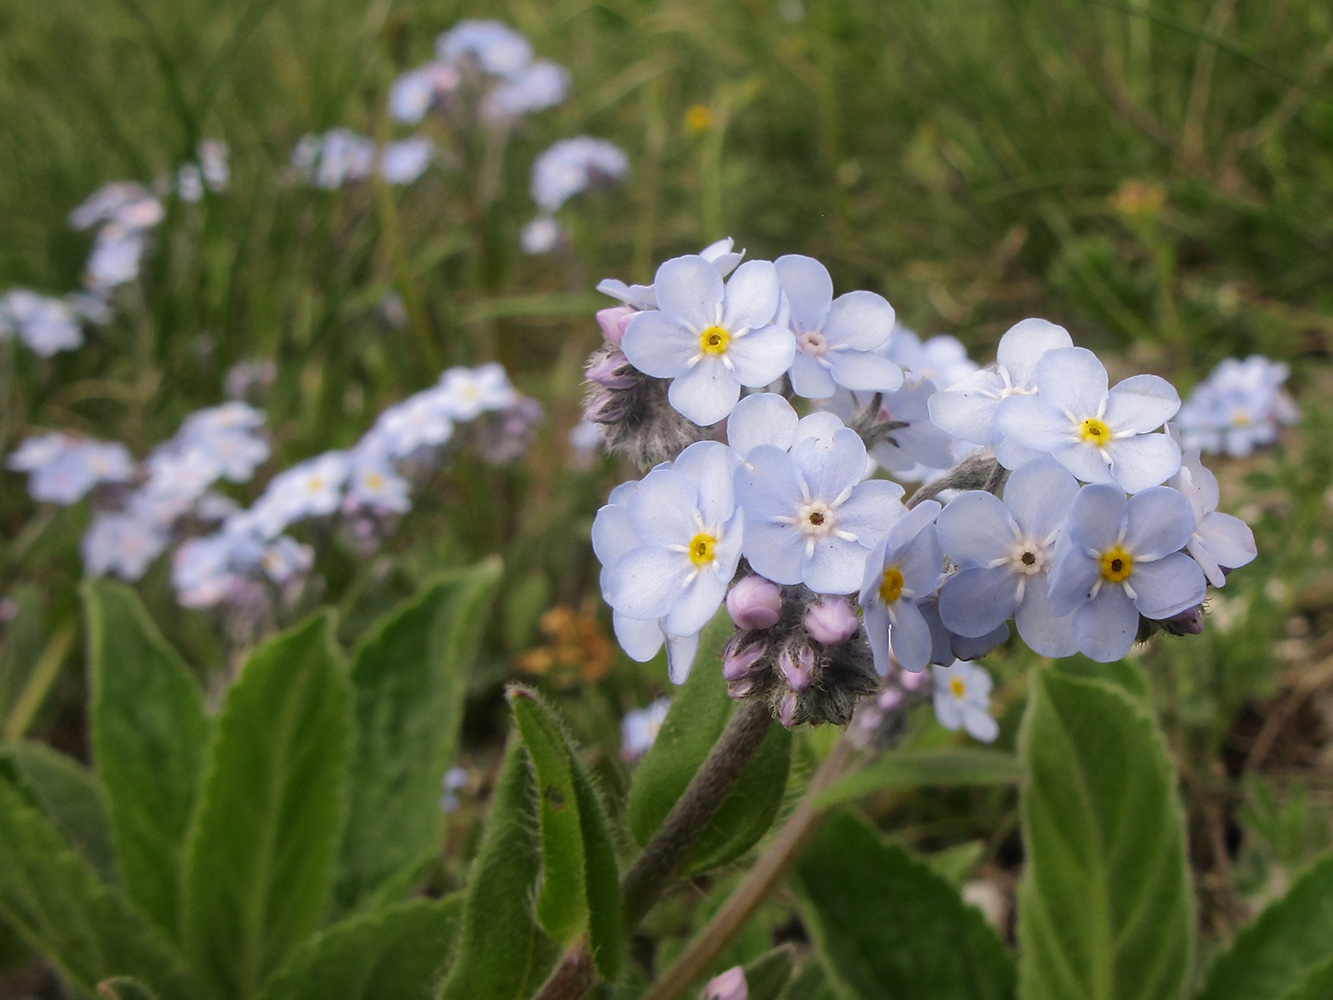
[995, 394, 1076, 452]
[1196, 511, 1256, 574]
[628, 469, 698, 546]
[614, 611, 664, 661]
[1014, 579, 1076, 657]
[742, 521, 805, 586]
[858, 533, 893, 606]
[674, 441, 737, 527]
[928, 371, 1004, 444]
[655, 255, 724, 330]
[1065, 484, 1127, 553]
[1033, 347, 1108, 417]
[1122, 486, 1194, 559]
[774, 254, 832, 334]
[939, 566, 1020, 637]
[591, 504, 638, 568]
[837, 479, 907, 547]
[791, 427, 868, 504]
[1188, 536, 1225, 588]
[1002, 458, 1080, 541]
[895, 523, 944, 598]
[1130, 552, 1206, 619]
[863, 601, 891, 675]
[665, 571, 730, 636]
[995, 318, 1072, 388]
[1072, 586, 1139, 662]
[666, 631, 701, 684]
[607, 546, 690, 619]
[728, 324, 797, 387]
[726, 392, 798, 457]
[826, 351, 904, 393]
[821, 290, 896, 351]
[804, 536, 870, 595]
[993, 435, 1045, 471]
[961, 705, 999, 743]
[1104, 433, 1180, 493]
[668, 358, 741, 426]
[1050, 441, 1115, 485]
[952, 619, 1010, 661]
[1104, 374, 1180, 434]
[936, 491, 1014, 567]
[1047, 545, 1101, 618]
[794, 411, 847, 449]
[621, 311, 697, 378]
[736, 445, 804, 522]
[789, 352, 838, 399]
[889, 602, 933, 672]
[720, 259, 780, 332]
[934, 687, 964, 730]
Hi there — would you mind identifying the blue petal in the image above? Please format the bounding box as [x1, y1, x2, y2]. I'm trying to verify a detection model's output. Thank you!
[1072, 586, 1138, 662]
[938, 566, 1020, 637]
[936, 491, 1014, 567]
[1130, 552, 1206, 619]
[889, 601, 933, 673]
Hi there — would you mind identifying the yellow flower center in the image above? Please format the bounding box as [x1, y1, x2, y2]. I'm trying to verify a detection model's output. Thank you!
[878, 567, 904, 604]
[1100, 545, 1134, 583]
[1080, 417, 1112, 446]
[688, 532, 718, 567]
[699, 326, 730, 356]
[364, 472, 385, 491]
[949, 676, 967, 699]
[307, 476, 325, 492]
[685, 104, 714, 134]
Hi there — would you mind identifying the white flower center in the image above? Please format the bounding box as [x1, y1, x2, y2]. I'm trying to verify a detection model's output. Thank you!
[797, 499, 836, 538]
[1007, 539, 1049, 576]
[796, 330, 829, 357]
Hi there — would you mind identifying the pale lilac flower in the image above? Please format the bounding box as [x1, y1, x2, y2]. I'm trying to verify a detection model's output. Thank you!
[622, 256, 794, 426]
[259, 535, 313, 585]
[251, 451, 350, 535]
[293, 129, 377, 189]
[438, 363, 517, 420]
[928, 318, 1072, 468]
[373, 388, 456, 457]
[482, 59, 569, 121]
[530, 137, 629, 213]
[436, 20, 533, 79]
[568, 419, 605, 468]
[440, 766, 469, 812]
[388, 62, 461, 123]
[176, 165, 205, 203]
[198, 140, 229, 190]
[225, 360, 277, 400]
[736, 416, 905, 593]
[11, 435, 135, 504]
[0, 291, 83, 355]
[886, 328, 978, 390]
[995, 346, 1181, 492]
[69, 182, 163, 232]
[1177, 356, 1298, 457]
[932, 660, 998, 742]
[379, 137, 435, 184]
[936, 458, 1080, 656]
[82, 511, 169, 581]
[621, 697, 671, 760]
[839, 380, 955, 480]
[704, 966, 747, 1000]
[774, 254, 902, 398]
[521, 216, 562, 254]
[345, 454, 411, 514]
[858, 502, 943, 674]
[85, 225, 150, 291]
[1048, 484, 1206, 662]
[1169, 451, 1256, 587]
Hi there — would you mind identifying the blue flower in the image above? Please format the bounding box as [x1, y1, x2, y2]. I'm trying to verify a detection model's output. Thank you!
[621, 255, 795, 426]
[737, 418, 905, 594]
[1170, 450, 1256, 587]
[858, 501, 943, 674]
[936, 458, 1080, 657]
[932, 660, 998, 742]
[1048, 484, 1207, 661]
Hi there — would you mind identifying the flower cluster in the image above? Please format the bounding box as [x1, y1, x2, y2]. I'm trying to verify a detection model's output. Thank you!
[522, 137, 629, 254]
[1177, 355, 1298, 458]
[587, 247, 1259, 734]
[388, 20, 569, 127]
[290, 130, 436, 189]
[621, 697, 671, 760]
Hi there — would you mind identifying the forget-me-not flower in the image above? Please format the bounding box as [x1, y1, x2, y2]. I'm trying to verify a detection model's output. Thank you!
[1047, 484, 1206, 661]
[622, 255, 795, 426]
[995, 346, 1181, 492]
[774, 254, 902, 399]
[936, 458, 1080, 657]
[932, 660, 999, 742]
[1169, 450, 1256, 587]
[858, 501, 943, 674]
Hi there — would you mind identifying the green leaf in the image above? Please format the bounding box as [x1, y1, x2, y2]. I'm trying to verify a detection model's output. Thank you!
[1196, 852, 1333, 1000]
[1018, 670, 1192, 1000]
[182, 612, 351, 1000]
[0, 585, 46, 726]
[792, 810, 1015, 1000]
[84, 579, 210, 936]
[510, 687, 623, 979]
[626, 613, 791, 875]
[336, 560, 502, 913]
[743, 945, 797, 1000]
[98, 978, 160, 1000]
[0, 777, 204, 1000]
[256, 896, 463, 1000]
[814, 749, 1023, 808]
[0, 740, 116, 883]
[437, 737, 560, 1000]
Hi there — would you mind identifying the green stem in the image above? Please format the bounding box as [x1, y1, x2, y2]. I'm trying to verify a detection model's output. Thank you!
[4, 628, 73, 741]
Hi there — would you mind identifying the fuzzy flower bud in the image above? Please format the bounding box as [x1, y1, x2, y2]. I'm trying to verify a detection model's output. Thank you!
[726, 575, 783, 629]
[704, 966, 748, 1000]
[586, 350, 639, 391]
[804, 597, 859, 645]
[778, 643, 816, 692]
[722, 638, 767, 682]
[596, 305, 636, 347]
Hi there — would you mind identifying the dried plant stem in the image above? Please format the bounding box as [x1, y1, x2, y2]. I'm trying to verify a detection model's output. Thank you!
[637, 732, 859, 1000]
[533, 699, 776, 1000]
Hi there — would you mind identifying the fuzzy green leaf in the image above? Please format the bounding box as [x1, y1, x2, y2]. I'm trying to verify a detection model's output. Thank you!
[437, 737, 560, 1000]
[626, 613, 791, 875]
[0, 740, 116, 883]
[0, 777, 205, 1000]
[1018, 670, 1192, 1000]
[336, 560, 501, 913]
[792, 809, 1015, 1000]
[1196, 852, 1333, 1000]
[84, 579, 210, 936]
[510, 688, 624, 979]
[255, 896, 462, 1000]
[182, 613, 351, 1000]
[814, 748, 1022, 808]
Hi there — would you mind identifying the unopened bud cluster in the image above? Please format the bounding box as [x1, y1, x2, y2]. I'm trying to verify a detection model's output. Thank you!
[588, 240, 1264, 736]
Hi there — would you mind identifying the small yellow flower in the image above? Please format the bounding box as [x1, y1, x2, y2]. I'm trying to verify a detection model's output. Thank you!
[1111, 179, 1166, 220]
[684, 104, 714, 134]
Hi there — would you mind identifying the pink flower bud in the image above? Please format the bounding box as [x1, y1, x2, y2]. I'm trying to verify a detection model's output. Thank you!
[778, 690, 799, 729]
[596, 305, 636, 347]
[804, 598, 859, 645]
[727, 680, 754, 700]
[722, 638, 767, 681]
[726, 576, 782, 629]
[899, 665, 932, 691]
[705, 966, 748, 1000]
[876, 687, 904, 713]
[778, 645, 816, 692]
[586, 352, 638, 390]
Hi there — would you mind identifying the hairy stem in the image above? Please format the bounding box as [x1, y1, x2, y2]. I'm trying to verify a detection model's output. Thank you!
[533, 699, 776, 1000]
[638, 732, 860, 1000]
